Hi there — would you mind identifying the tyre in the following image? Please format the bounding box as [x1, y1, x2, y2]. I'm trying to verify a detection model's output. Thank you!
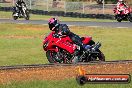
[24, 12, 30, 20]
[116, 15, 122, 22]
[88, 49, 105, 62]
[97, 49, 105, 61]
[128, 13, 132, 22]
[25, 15, 29, 20]
[117, 18, 122, 22]
[46, 50, 58, 63]
[12, 13, 18, 20]
[13, 16, 18, 20]
[22, 9, 30, 20]
[46, 50, 71, 63]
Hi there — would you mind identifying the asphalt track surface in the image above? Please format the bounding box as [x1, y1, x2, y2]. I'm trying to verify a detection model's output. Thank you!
[0, 19, 132, 28]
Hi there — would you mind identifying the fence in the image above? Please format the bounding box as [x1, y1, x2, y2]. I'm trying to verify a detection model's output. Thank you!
[0, 0, 132, 15]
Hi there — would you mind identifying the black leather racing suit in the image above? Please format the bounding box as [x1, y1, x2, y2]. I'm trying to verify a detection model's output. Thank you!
[52, 24, 91, 63]
[15, 0, 26, 13]
[53, 24, 84, 48]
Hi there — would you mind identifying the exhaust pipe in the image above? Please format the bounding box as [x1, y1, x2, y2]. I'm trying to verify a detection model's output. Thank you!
[92, 42, 101, 51]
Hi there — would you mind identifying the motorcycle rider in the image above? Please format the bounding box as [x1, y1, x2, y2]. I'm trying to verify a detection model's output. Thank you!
[117, 0, 128, 14]
[48, 17, 91, 63]
[15, 0, 27, 15]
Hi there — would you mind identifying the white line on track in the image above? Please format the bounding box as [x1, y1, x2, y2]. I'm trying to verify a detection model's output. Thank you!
[68, 25, 101, 27]
[42, 24, 48, 26]
[68, 25, 75, 27]
[116, 27, 128, 28]
[88, 26, 101, 28]
[17, 23, 25, 24]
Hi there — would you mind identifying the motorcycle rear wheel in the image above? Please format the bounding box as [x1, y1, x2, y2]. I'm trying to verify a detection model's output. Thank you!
[116, 15, 122, 22]
[24, 12, 30, 20]
[117, 18, 122, 22]
[97, 49, 105, 61]
[128, 14, 132, 22]
[88, 49, 105, 62]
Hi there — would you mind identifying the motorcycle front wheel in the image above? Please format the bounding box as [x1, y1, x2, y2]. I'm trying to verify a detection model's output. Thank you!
[46, 50, 71, 64]
[25, 13, 30, 20]
[24, 12, 30, 20]
[46, 50, 59, 63]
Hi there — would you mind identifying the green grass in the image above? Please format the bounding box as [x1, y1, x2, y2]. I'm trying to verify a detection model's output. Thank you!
[0, 3, 12, 7]
[0, 11, 115, 22]
[0, 23, 49, 66]
[0, 23, 132, 66]
[0, 78, 131, 88]
[0, 21, 132, 88]
[0, 38, 46, 65]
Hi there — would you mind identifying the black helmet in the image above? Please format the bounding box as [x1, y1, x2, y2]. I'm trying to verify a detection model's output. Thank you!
[48, 18, 59, 31]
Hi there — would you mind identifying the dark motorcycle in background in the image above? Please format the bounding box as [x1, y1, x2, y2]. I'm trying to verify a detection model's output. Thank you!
[43, 31, 105, 64]
[113, 6, 132, 22]
[12, 4, 30, 20]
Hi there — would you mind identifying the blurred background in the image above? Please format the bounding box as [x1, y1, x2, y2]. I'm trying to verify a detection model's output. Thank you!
[0, 0, 132, 15]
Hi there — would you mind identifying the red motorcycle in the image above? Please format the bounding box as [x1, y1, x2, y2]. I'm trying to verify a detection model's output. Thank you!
[43, 32, 105, 63]
[113, 6, 132, 22]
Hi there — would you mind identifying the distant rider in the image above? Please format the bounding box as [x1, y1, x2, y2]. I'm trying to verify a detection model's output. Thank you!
[15, 0, 26, 14]
[48, 17, 91, 63]
[116, 0, 128, 14]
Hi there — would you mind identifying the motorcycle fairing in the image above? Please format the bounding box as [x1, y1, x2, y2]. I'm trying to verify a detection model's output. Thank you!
[43, 32, 77, 54]
[82, 36, 92, 44]
[114, 7, 131, 15]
